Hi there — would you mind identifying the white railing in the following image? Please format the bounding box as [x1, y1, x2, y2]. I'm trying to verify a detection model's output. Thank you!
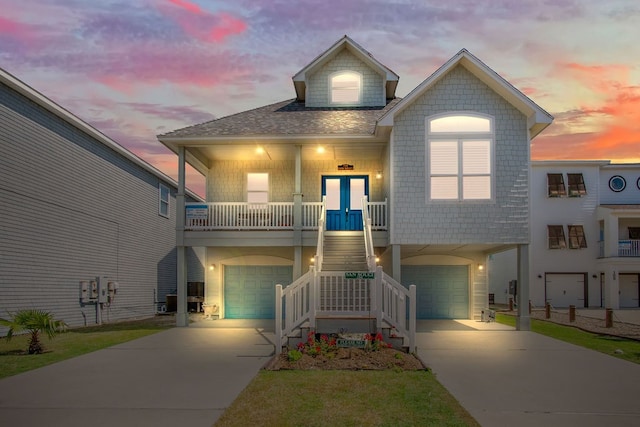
[314, 197, 326, 271]
[275, 266, 417, 354]
[362, 196, 376, 271]
[376, 266, 416, 353]
[316, 272, 371, 314]
[598, 240, 640, 258]
[185, 200, 386, 231]
[618, 239, 640, 257]
[275, 268, 315, 355]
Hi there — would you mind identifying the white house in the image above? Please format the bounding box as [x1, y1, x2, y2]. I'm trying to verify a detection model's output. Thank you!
[0, 67, 204, 329]
[491, 161, 640, 310]
[158, 36, 553, 347]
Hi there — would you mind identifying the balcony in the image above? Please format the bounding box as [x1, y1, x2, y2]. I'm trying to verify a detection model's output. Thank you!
[599, 240, 640, 258]
[185, 201, 387, 231]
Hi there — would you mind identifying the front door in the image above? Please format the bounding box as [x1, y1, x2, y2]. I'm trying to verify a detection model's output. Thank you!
[322, 175, 368, 231]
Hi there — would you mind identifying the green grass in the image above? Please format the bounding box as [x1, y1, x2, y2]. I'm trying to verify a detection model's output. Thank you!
[215, 370, 480, 427]
[495, 313, 640, 364]
[0, 316, 173, 379]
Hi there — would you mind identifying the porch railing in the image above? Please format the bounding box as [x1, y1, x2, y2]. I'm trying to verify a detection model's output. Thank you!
[362, 196, 376, 271]
[275, 266, 417, 354]
[184, 200, 384, 231]
[598, 240, 640, 257]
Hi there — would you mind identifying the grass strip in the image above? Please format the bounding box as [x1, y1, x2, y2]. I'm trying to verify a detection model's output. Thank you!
[495, 313, 640, 364]
[215, 370, 480, 427]
[0, 317, 173, 379]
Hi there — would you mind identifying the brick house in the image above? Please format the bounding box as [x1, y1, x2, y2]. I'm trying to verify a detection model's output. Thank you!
[158, 36, 552, 348]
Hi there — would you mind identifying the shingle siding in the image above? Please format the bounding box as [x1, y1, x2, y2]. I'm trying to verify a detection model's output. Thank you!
[306, 50, 385, 107]
[391, 65, 530, 244]
[0, 81, 201, 329]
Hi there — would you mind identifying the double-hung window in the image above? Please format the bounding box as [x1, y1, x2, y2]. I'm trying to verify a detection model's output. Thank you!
[568, 225, 587, 249]
[427, 114, 493, 201]
[547, 173, 566, 197]
[159, 183, 170, 218]
[548, 225, 567, 249]
[567, 173, 586, 196]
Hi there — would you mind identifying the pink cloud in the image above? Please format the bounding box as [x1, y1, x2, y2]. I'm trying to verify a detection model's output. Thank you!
[0, 16, 40, 50]
[161, 2, 247, 43]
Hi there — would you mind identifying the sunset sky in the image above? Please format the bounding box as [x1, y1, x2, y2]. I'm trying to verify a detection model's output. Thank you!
[2, 0, 639, 196]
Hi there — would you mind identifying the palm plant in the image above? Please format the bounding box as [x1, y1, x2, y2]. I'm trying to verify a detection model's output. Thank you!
[0, 309, 68, 354]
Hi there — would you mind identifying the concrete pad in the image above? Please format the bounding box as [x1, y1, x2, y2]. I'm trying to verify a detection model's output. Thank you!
[417, 325, 640, 427]
[0, 327, 274, 427]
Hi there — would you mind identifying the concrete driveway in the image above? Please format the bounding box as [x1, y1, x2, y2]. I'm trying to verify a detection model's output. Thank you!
[417, 320, 640, 427]
[0, 327, 274, 427]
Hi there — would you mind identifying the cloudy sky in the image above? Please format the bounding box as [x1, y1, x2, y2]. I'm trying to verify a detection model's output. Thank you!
[2, 0, 639, 196]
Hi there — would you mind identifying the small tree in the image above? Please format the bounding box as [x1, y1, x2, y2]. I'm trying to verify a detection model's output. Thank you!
[0, 309, 68, 354]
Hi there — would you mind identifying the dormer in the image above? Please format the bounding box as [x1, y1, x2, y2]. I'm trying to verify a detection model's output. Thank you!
[292, 35, 399, 107]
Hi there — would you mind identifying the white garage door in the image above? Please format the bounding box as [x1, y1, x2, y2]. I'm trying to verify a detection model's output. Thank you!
[620, 274, 640, 308]
[545, 273, 586, 308]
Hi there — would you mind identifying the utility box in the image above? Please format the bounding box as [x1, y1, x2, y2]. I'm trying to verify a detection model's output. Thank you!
[79, 281, 89, 303]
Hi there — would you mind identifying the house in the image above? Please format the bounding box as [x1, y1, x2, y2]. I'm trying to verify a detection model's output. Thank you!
[0, 68, 204, 330]
[158, 36, 553, 347]
[490, 161, 640, 309]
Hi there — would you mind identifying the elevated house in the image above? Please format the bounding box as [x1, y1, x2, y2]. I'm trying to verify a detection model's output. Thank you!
[490, 161, 640, 309]
[0, 68, 203, 330]
[159, 36, 553, 351]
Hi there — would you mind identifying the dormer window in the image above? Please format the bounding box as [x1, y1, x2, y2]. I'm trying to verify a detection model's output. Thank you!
[330, 71, 361, 105]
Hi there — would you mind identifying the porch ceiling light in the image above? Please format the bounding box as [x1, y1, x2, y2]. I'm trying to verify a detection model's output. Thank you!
[317, 146, 325, 154]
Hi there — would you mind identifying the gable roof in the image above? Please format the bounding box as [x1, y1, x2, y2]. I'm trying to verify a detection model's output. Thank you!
[292, 35, 399, 101]
[377, 49, 553, 138]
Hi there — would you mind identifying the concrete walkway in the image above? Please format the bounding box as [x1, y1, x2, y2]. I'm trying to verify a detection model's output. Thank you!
[0, 327, 274, 427]
[417, 319, 640, 427]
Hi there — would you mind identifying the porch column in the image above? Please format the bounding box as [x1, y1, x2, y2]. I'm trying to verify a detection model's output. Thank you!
[293, 145, 303, 278]
[176, 146, 189, 327]
[516, 244, 530, 331]
[391, 244, 401, 283]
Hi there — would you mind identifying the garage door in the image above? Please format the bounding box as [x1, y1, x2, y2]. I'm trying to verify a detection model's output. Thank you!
[545, 273, 586, 308]
[620, 274, 640, 308]
[224, 266, 293, 319]
[402, 265, 469, 319]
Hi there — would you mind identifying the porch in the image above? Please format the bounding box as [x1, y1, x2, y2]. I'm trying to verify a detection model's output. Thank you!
[598, 240, 640, 258]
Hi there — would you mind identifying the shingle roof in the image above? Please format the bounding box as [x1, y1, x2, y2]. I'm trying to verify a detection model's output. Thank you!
[160, 98, 402, 139]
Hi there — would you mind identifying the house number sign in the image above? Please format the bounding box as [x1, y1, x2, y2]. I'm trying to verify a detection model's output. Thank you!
[344, 272, 375, 279]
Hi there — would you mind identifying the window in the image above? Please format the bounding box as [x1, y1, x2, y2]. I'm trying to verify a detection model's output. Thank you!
[427, 114, 492, 201]
[547, 173, 566, 197]
[568, 225, 587, 249]
[629, 228, 640, 240]
[247, 173, 269, 204]
[609, 175, 626, 192]
[548, 225, 566, 249]
[567, 173, 586, 196]
[159, 184, 170, 218]
[330, 71, 361, 104]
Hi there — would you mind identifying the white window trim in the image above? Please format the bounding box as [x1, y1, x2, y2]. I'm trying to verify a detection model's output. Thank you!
[159, 183, 170, 218]
[425, 112, 495, 203]
[329, 70, 363, 106]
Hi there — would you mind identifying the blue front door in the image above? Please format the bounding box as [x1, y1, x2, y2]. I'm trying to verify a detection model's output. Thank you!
[321, 176, 368, 231]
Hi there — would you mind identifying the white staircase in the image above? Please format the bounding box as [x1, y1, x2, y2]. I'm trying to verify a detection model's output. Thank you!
[321, 231, 368, 271]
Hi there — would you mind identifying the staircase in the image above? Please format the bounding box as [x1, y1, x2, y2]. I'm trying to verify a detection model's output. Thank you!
[321, 231, 368, 271]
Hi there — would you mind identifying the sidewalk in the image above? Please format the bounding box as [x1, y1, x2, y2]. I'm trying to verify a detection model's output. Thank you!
[0, 327, 274, 427]
[417, 320, 640, 427]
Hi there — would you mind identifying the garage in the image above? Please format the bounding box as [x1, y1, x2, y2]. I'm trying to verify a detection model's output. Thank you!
[545, 273, 586, 308]
[224, 265, 293, 319]
[620, 274, 640, 308]
[402, 265, 469, 319]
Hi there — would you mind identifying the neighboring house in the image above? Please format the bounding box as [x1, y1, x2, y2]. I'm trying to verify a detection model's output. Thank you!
[490, 161, 640, 309]
[159, 36, 552, 341]
[0, 68, 204, 330]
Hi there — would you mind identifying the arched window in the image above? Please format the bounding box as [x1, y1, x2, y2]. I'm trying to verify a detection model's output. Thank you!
[427, 113, 493, 201]
[330, 71, 361, 105]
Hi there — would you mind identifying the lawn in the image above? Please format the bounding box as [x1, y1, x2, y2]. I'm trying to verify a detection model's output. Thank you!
[215, 370, 480, 427]
[0, 316, 174, 379]
[495, 313, 640, 364]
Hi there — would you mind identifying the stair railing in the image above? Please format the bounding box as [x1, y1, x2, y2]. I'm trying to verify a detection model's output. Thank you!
[362, 196, 376, 271]
[376, 266, 416, 353]
[314, 196, 326, 272]
[275, 266, 316, 355]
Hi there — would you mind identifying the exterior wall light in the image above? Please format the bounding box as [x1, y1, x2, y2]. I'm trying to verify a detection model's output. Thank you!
[209, 264, 215, 271]
[375, 171, 383, 179]
[478, 264, 484, 271]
